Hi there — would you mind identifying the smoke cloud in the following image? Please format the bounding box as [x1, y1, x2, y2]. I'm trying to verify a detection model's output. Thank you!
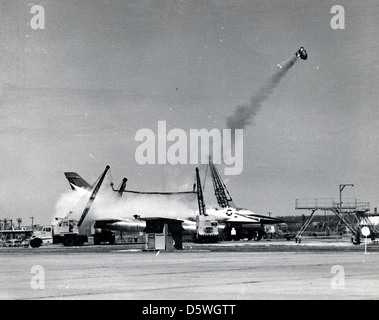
[226, 55, 297, 131]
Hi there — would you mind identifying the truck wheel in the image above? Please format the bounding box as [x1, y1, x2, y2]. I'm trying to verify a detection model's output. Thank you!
[30, 238, 42, 248]
[63, 237, 75, 246]
[253, 231, 262, 241]
[247, 231, 255, 240]
[108, 236, 115, 245]
[74, 237, 85, 246]
[231, 234, 241, 241]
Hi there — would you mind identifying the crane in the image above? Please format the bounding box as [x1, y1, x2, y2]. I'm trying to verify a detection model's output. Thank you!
[28, 165, 111, 248]
[56, 165, 111, 246]
[208, 158, 235, 208]
[194, 167, 219, 242]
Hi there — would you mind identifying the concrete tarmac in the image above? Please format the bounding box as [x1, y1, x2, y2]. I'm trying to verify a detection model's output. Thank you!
[1, 242, 378, 300]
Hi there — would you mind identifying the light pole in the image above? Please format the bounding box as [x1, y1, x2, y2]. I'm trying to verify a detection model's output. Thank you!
[30, 216, 34, 230]
[339, 184, 354, 213]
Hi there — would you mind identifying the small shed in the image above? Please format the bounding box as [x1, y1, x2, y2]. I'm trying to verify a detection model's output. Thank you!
[142, 217, 184, 250]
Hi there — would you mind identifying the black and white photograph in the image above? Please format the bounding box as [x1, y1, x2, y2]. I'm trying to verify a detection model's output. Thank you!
[1, 0, 379, 305]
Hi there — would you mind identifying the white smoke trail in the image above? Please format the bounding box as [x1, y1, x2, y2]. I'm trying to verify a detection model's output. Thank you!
[226, 55, 297, 131]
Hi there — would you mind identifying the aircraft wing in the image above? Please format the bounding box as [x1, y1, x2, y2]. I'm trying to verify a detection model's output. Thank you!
[244, 214, 284, 225]
[207, 162, 283, 225]
[225, 215, 261, 224]
[94, 218, 129, 223]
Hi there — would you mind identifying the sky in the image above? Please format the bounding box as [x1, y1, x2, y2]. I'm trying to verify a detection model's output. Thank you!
[1, 0, 379, 226]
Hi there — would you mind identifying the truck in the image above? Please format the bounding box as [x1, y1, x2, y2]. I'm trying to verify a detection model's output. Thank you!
[29, 165, 110, 248]
[194, 214, 218, 243]
[28, 219, 115, 247]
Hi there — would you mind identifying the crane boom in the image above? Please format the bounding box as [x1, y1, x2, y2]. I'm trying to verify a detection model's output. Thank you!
[209, 159, 235, 208]
[111, 177, 128, 197]
[117, 178, 128, 197]
[77, 165, 110, 227]
[196, 167, 206, 216]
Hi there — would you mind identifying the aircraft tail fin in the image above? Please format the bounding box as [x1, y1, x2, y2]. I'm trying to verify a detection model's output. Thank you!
[64, 172, 92, 191]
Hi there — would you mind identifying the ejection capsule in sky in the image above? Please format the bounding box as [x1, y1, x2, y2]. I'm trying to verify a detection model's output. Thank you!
[277, 47, 308, 68]
[296, 47, 308, 60]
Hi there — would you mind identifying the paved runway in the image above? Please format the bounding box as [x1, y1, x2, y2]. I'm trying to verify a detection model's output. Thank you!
[1, 243, 378, 300]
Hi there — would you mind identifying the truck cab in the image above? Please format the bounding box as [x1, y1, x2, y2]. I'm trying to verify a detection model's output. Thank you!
[29, 225, 53, 248]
